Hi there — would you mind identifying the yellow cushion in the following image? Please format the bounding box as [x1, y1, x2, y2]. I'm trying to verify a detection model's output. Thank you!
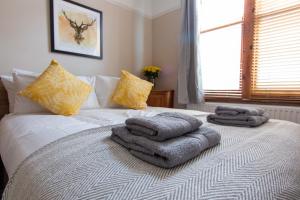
[111, 70, 153, 109]
[19, 60, 92, 116]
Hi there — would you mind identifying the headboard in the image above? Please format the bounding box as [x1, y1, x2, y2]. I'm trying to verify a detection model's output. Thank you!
[0, 81, 9, 190]
[0, 81, 9, 120]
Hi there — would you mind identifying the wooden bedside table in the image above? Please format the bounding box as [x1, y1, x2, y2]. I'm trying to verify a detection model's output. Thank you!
[147, 90, 174, 108]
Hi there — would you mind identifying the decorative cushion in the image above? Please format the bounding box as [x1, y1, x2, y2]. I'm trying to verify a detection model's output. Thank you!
[12, 69, 99, 114]
[19, 60, 92, 116]
[95, 75, 120, 108]
[111, 70, 153, 109]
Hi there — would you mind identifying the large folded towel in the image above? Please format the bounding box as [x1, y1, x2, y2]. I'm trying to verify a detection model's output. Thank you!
[207, 114, 269, 127]
[215, 106, 265, 116]
[111, 126, 221, 168]
[125, 112, 202, 141]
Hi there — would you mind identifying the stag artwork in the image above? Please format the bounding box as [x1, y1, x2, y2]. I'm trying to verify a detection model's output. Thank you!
[62, 10, 96, 45]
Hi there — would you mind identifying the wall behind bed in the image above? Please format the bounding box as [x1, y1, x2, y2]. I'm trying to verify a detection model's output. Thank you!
[0, 0, 152, 76]
[152, 9, 182, 107]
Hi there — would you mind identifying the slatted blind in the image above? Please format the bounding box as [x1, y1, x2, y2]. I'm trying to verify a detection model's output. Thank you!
[252, 0, 300, 97]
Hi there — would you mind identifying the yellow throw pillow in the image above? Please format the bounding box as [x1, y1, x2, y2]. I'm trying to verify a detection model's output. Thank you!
[111, 70, 153, 109]
[19, 60, 92, 116]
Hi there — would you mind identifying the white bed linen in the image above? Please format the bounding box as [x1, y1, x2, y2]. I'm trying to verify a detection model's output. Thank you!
[0, 107, 206, 177]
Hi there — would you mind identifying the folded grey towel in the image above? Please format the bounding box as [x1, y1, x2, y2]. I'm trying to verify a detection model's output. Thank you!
[207, 114, 269, 127]
[111, 126, 221, 168]
[215, 106, 265, 116]
[125, 112, 202, 141]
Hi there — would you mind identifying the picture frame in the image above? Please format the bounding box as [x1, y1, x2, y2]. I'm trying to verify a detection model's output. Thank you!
[50, 0, 103, 59]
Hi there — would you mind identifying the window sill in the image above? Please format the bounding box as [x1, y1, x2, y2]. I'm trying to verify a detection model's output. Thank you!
[205, 96, 300, 106]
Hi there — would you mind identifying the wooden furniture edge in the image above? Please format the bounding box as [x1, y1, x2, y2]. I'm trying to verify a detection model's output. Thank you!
[148, 90, 174, 108]
[0, 79, 9, 195]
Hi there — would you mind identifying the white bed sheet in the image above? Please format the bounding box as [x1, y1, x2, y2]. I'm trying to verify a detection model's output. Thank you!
[0, 107, 206, 177]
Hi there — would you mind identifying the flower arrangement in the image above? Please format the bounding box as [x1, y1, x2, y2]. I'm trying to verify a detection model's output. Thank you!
[143, 65, 161, 80]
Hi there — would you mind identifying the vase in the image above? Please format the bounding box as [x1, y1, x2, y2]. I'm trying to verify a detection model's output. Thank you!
[147, 77, 155, 88]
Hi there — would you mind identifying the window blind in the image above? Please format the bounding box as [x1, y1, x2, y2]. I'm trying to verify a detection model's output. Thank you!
[251, 0, 300, 98]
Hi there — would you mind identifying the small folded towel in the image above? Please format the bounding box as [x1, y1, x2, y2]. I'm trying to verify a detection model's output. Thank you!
[111, 126, 221, 168]
[207, 114, 269, 127]
[215, 106, 265, 116]
[125, 112, 202, 141]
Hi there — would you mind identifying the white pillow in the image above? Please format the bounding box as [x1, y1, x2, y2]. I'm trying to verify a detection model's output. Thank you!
[13, 71, 49, 114]
[12, 69, 100, 114]
[13, 68, 38, 76]
[95, 75, 120, 108]
[1, 76, 16, 113]
[78, 76, 100, 110]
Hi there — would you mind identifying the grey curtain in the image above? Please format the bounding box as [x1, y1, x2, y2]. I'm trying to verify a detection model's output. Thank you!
[178, 0, 204, 104]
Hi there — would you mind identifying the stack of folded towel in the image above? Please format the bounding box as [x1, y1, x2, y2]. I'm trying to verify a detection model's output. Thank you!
[111, 112, 221, 168]
[207, 106, 269, 127]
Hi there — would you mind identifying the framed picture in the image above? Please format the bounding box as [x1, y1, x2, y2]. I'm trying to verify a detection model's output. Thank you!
[50, 0, 103, 59]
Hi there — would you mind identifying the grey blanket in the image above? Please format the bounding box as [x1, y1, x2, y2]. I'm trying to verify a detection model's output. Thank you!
[215, 105, 265, 116]
[125, 112, 202, 141]
[207, 114, 269, 127]
[3, 119, 300, 200]
[111, 126, 221, 168]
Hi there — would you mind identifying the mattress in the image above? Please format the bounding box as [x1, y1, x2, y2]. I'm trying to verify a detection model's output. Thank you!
[0, 107, 205, 177]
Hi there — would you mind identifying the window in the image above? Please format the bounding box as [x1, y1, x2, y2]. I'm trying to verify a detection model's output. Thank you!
[199, 0, 245, 98]
[199, 0, 300, 104]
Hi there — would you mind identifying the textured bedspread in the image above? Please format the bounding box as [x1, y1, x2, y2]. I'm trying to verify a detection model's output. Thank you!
[3, 119, 300, 200]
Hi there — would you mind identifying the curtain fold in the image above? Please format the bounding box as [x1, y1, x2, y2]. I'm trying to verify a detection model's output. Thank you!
[178, 0, 204, 104]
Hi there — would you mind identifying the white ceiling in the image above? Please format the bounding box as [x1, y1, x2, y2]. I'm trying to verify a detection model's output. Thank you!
[107, 0, 181, 18]
[151, 0, 181, 18]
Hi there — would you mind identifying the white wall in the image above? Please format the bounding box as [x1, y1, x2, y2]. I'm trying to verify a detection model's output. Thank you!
[0, 0, 152, 76]
[0, 0, 183, 91]
[152, 9, 182, 106]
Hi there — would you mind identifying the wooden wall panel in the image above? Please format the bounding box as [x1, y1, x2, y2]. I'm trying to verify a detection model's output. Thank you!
[0, 81, 9, 120]
[0, 81, 8, 196]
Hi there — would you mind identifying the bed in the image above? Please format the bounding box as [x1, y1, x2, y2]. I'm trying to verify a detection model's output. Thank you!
[0, 82, 300, 200]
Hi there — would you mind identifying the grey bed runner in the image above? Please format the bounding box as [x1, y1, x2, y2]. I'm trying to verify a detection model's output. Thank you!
[3, 119, 300, 200]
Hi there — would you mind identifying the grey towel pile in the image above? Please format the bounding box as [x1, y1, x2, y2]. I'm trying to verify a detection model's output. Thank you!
[126, 112, 203, 141]
[111, 112, 221, 168]
[207, 106, 269, 127]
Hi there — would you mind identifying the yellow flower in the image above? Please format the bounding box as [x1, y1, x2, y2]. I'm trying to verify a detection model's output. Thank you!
[143, 65, 161, 73]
